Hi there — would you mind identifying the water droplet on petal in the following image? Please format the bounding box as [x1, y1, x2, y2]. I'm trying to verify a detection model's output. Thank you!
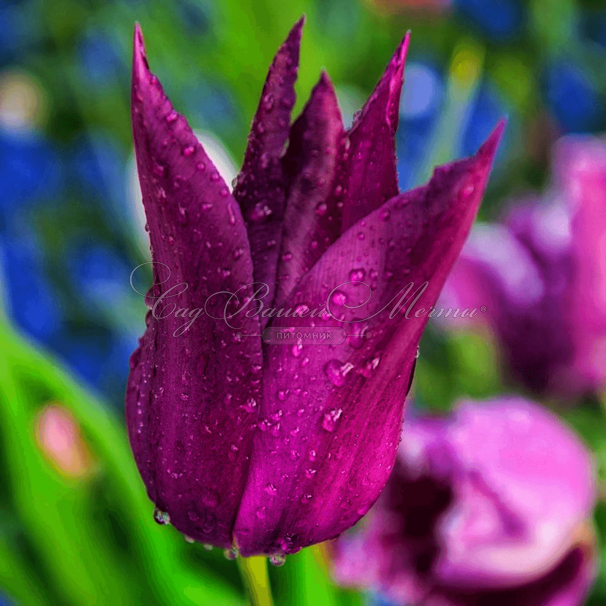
[224, 548, 238, 560]
[322, 408, 343, 432]
[182, 145, 195, 156]
[330, 290, 347, 307]
[227, 204, 237, 225]
[359, 355, 381, 378]
[185, 535, 195, 544]
[269, 554, 286, 567]
[154, 508, 170, 525]
[349, 268, 366, 282]
[153, 162, 167, 178]
[262, 93, 275, 111]
[250, 202, 273, 223]
[256, 507, 267, 519]
[324, 360, 354, 387]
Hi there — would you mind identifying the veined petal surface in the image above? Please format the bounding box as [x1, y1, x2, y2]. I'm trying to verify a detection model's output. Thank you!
[233, 122, 505, 556]
[127, 24, 263, 547]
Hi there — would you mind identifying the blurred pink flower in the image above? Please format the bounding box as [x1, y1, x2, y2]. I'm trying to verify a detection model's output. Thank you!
[35, 404, 92, 478]
[439, 136, 606, 399]
[333, 398, 597, 605]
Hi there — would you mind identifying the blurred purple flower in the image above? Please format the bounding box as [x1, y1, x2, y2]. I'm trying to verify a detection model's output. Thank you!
[440, 136, 606, 399]
[127, 20, 503, 556]
[334, 397, 597, 605]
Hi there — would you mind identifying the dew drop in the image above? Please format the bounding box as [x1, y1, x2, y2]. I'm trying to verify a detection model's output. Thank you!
[250, 202, 272, 222]
[463, 183, 475, 196]
[166, 111, 178, 123]
[153, 162, 167, 178]
[153, 508, 170, 525]
[196, 162, 206, 172]
[185, 535, 195, 544]
[359, 355, 381, 378]
[322, 408, 343, 432]
[182, 145, 195, 156]
[349, 268, 366, 282]
[269, 554, 286, 567]
[330, 290, 347, 307]
[256, 507, 267, 519]
[262, 93, 275, 111]
[224, 548, 238, 560]
[227, 204, 236, 225]
[324, 360, 353, 387]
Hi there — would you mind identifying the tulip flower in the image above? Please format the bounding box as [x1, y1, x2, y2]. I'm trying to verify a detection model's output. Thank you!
[127, 18, 503, 557]
[439, 136, 606, 399]
[333, 398, 597, 605]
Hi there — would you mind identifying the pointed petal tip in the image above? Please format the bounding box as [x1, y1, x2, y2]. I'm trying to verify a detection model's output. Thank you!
[287, 15, 305, 44]
[480, 118, 507, 158]
[396, 31, 411, 66]
[133, 22, 145, 56]
[132, 22, 149, 80]
[317, 69, 335, 91]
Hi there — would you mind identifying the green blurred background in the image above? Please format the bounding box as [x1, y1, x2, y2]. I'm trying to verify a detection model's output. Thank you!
[1, 0, 606, 604]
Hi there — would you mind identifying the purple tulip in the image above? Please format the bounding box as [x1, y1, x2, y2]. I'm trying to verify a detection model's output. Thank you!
[333, 398, 597, 605]
[126, 19, 504, 556]
[440, 136, 606, 399]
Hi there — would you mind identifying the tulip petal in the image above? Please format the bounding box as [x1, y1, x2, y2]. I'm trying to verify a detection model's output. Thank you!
[340, 33, 409, 232]
[128, 24, 263, 547]
[333, 398, 596, 606]
[432, 399, 595, 589]
[233, 121, 504, 556]
[275, 72, 347, 306]
[233, 18, 304, 316]
[557, 137, 606, 392]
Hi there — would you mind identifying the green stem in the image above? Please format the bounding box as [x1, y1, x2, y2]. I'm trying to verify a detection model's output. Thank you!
[237, 556, 274, 606]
